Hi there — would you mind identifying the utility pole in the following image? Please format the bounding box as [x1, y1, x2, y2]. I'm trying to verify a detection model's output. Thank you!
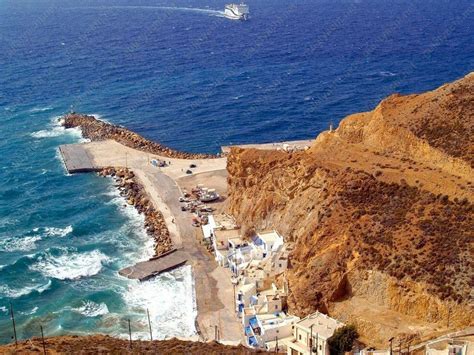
[147, 308, 153, 341]
[40, 325, 46, 355]
[389, 337, 394, 355]
[128, 319, 132, 349]
[214, 325, 218, 341]
[233, 284, 236, 313]
[316, 333, 319, 354]
[275, 335, 278, 354]
[9, 302, 17, 347]
[447, 306, 451, 328]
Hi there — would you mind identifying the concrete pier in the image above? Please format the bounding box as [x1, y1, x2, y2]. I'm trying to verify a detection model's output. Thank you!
[59, 144, 98, 173]
[119, 249, 188, 281]
[221, 139, 313, 154]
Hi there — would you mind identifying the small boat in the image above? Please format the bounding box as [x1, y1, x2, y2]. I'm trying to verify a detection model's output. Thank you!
[224, 3, 249, 20]
[200, 189, 220, 202]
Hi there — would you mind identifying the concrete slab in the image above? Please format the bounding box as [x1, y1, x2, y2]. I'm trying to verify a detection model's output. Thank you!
[59, 144, 98, 173]
[119, 249, 188, 281]
[221, 139, 313, 154]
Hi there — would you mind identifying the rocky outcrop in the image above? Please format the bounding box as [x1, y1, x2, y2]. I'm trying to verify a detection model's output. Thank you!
[62, 113, 217, 159]
[98, 167, 172, 256]
[226, 73, 474, 346]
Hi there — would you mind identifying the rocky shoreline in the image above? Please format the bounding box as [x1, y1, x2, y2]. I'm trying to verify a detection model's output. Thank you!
[98, 167, 173, 256]
[62, 113, 218, 159]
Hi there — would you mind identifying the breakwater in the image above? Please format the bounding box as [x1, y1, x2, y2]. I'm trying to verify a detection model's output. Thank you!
[62, 113, 217, 159]
[98, 167, 173, 256]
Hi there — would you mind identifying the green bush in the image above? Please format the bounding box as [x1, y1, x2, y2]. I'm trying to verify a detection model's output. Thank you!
[328, 325, 359, 355]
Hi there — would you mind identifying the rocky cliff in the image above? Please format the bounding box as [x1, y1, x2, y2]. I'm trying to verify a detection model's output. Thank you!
[226, 73, 474, 347]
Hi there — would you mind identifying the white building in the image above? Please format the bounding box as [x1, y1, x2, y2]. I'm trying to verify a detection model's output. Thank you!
[285, 311, 344, 355]
[243, 305, 299, 350]
[252, 230, 285, 259]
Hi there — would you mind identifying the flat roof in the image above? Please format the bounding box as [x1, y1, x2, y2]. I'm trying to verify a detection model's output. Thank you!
[214, 229, 241, 243]
[296, 311, 343, 340]
[229, 236, 246, 245]
[213, 213, 238, 230]
[257, 230, 283, 244]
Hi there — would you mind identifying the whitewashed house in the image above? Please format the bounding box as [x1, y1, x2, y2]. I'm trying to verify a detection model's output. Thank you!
[284, 311, 344, 355]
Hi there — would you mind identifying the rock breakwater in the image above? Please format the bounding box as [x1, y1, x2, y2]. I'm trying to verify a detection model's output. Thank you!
[62, 113, 217, 159]
[99, 167, 173, 256]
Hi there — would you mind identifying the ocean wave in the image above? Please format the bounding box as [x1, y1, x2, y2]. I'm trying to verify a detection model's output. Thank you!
[29, 249, 110, 280]
[20, 306, 39, 315]
[0, 306, 7, 313]
[104, 184, 155, 261]
[0, 235, 42, 252]
[70, 300, 109, 317]
[33, 225, 73, 238]
[0, 279, 51, 298]
[29, 106, 54, 113]
[122, 265, 196, 338]
[31, 115, 82, 140]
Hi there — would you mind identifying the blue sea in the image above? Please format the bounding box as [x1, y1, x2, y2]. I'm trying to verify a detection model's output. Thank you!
[0, 0, 472, 344]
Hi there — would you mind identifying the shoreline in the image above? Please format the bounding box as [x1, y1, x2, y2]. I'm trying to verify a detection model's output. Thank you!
[59, 114, 242, 343]
[98, 167, 173, 256]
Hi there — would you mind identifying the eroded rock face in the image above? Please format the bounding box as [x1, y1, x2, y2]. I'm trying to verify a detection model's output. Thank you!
[99, 167, 172, 256]
[226, 73, 474, 346]
[62, 113, 218, 159]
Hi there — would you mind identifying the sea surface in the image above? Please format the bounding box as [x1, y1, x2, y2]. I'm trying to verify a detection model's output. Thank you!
[0, 0, 472, 344]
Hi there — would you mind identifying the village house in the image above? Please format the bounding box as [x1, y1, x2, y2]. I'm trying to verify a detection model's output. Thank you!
[201, 213, 240, 267]
[284, 311, 344, 355]
[240, 283, 299, 350]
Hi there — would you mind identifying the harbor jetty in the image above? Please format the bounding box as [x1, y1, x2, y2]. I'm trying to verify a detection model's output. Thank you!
[63, 113, 217, 159]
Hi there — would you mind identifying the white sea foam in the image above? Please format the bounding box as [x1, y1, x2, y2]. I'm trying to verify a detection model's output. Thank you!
[29, 106, 54, 113]
[122, 265, 196, 339]
[20, 306, 39, 315]
[33, 225, 73, 238]
[30, 250, 110, 280]
[0, 235, 42, 252]
[31, 115, 82, 140]
[379, 71, 396, 77]
[102, 5, 224, 16]
[104, 183, 155, 261]
[0, 306, 7, 313]
[71, 300, 109, 317]
[0, 280, 51, 298]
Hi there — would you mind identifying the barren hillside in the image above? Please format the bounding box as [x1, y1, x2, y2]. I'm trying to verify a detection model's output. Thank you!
[226, 73, 474, 347]
[0, 335, 261, 354]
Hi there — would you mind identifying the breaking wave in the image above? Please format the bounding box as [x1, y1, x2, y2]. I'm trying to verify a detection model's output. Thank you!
[31, 115, 83, 140]
[70, 300, 109, 317]
[0, 235, 42, 252]
[33, 225, 73, 238]
[29, 249, 110, 280]
[20, 306, 39, 315]
[122, 265, 196, 339]
[0, 279, 51, 298]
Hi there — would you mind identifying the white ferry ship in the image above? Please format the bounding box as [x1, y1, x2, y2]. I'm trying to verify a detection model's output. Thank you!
[224, 3, 249, 20]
